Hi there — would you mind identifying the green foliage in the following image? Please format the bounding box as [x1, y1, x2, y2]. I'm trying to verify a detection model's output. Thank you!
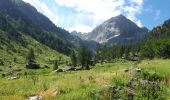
[70, 50, 77, 67]
[78, 47, 93, 70]
[27, 48, 35, 63]
[0, 29, 69, 68]
[141, 43, 155, 59]
[0, 59, 169, 99]
[0, 1, 74, 55]
[141, 33, 170, 59]
[0, 59, 4, 66]
[53, 60, 59, 70]
[29, 71, 39, 86]
[43, 82, 48, 91]
[97, 43, 142, 61]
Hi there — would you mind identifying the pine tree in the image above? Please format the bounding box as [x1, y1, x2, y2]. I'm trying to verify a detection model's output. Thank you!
[79, 47, 86, 68]
[78, 47, 92, 70]
[53, 60, 58, 70]
[27, 48, 35, 64]
[71, 50, 77, 67]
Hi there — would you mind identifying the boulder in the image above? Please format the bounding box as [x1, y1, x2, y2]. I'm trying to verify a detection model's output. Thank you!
[26, 63, 40, 69]
[63, 66, 76, 71]
[125, 87, 135, 99]
[44, 65, 50, 69]
[51, 69, 64, 74]
[52, 89, 60, 96]
[7, 76, 19, 80]
[135, 68, 142, 73]
[27, 95, 42, 100]
[41, 65, 50, 69]
[75, 67, 83, 71]
[56, 69, 64, 72]
[124, 68, 129, 72]
[1, 72, 12, 77]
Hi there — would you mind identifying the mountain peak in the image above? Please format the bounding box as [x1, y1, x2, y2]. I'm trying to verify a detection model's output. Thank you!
[106, 14, 128, 24]
[110, 14, 126, 20]
[116, 14, 126, 18]
[85, 14, 148, 44]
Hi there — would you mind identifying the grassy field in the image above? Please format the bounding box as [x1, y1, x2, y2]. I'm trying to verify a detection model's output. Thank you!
[0, 59, 170, 100]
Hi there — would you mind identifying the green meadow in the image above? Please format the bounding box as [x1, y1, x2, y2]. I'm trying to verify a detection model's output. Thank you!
[0, 59, 169, 100]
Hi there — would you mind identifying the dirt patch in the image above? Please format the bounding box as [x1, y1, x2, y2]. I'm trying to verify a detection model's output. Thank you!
[161, 77, 170, 85]
[39, 87, 60, 97]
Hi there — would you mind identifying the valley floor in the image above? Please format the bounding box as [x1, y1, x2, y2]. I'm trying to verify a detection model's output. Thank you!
[0, 59, 170, 100]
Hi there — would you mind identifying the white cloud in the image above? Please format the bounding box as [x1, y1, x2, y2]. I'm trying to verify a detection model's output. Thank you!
[23, 0, 144, 33]
[23, 0, 59, 25]
[69, 25, 95, 33]
[154, 10, 160, 20]
[123, 0, 143, 27]
[55, 0, 144, 32]
[55, 0, 124, 25]
[129, 0, 143, 5]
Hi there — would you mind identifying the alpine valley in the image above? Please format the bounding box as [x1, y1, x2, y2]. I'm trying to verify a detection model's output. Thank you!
[0, 0, 170, 100]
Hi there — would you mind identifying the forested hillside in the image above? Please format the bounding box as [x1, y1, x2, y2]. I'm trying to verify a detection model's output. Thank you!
[0, 28, 69, 67]
[0, 0, 99, 56]
[141, 19, 170, 58]
[0, 0, 74, 55]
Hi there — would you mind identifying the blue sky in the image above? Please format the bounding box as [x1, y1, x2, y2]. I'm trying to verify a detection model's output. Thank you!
[23, 0, 170, 33]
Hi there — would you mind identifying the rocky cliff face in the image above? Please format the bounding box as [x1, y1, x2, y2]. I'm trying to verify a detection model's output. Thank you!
[77, 15, 148, 45]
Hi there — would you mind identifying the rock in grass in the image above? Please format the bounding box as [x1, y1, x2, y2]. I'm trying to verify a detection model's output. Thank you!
[52, 88, 60, 96]
[26, 63, 40, 69]
[63, 66, 76, 71]
[7, 76, 19, 80]
[2, 72, 12, 77]
[42, 65, 50, 69]
[124, 87, 135, 96]
[56, 69, 64, 72]
[124, 68, 129, 72]
[27, 95, 42, 100]
[135, 68, 142, 72]
[50, 69, 64, 74]
[75, 67, 83, 71]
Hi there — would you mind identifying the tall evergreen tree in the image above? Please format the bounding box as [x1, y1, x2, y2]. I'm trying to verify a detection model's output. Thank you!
[71, 50, 77, 67]
[79, 47, 86, 68]
[27, 48, 35, 64]
[78, 47, 92, 70]
[53, 60, 58, 70]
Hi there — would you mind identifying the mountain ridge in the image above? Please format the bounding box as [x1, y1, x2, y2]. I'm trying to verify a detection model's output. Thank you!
[71, 14, 148, 45]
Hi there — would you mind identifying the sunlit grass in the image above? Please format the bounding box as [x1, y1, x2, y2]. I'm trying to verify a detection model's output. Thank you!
[0, 59, 170, 99]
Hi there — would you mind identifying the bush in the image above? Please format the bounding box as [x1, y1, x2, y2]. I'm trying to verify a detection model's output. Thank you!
[53, 60, 58, 70]
[29, 71, 39, 85]
[0, 59, 4, 66]
[26, 63, 40, 69]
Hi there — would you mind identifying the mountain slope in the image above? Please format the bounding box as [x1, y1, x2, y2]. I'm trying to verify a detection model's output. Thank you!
[0, 0, 74, 55]
[71, 31, 85, 39]
[86, 15, 148, 45]
[0, 29, 69, 67]
[0, 0, 100, 55]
